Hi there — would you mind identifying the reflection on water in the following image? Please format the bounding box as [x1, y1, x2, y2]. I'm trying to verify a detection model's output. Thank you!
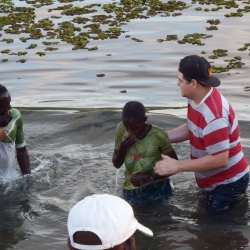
[0, 110, 249, 250]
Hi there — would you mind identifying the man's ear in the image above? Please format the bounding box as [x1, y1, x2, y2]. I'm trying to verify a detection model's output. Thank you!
[67, 237, 75, 250]
[144, 116, 147, 123]
[191, 79, 198, 88]
[124, 235, 136, 250]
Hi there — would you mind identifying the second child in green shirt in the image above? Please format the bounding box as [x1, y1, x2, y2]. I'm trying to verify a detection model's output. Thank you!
[112, 101, 178, 205]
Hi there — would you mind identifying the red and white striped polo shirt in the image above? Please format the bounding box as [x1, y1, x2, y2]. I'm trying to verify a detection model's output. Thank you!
[187, 87, 249, 192]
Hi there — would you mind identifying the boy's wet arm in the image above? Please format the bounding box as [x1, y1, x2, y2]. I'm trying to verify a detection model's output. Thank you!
[112, 148, 126, 168]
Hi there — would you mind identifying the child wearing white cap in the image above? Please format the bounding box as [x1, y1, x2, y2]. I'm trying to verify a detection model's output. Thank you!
[67, 194, 153, 250]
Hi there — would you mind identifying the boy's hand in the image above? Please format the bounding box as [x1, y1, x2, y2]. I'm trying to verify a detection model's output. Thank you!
[120, 134, 137, 150]
[130, 173, 152, 186]
[0, 111, 12, 127]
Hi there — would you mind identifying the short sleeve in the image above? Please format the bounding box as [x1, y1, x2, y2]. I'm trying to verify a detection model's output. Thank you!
[114, 122, 127, 150]
[15, 114, 26, 148]
[158, 129, 173, 154]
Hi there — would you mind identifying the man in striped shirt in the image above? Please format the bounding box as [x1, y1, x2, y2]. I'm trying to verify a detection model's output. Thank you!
[154, 55, 249, 211]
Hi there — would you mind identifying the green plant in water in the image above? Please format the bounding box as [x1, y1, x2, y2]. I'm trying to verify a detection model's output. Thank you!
[166, 34, 178, 41]
[1, 59, 8, 62]
[96, 74, 105, 77]
[26, 44, 37, 49]
[19, 37, 29, 42]
[1, 49, 11, 54]
[88, 46, 98, 51]
[36, 51, 46, 56]
[17, 51, 27, 56]
[206, 26, 218, 31]
[44, 47, 59, 51]
[0, 38, 14, 43]
[207, 19, 221, 25]
[16, 59, 26, 63]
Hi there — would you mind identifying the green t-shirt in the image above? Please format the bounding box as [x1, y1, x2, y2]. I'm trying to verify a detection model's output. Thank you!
[2, 108, 26, 147]
[114, 122, 173, 190]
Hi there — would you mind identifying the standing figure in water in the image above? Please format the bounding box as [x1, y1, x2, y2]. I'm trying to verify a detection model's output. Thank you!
[0, 84, 31, 178]
[154, 55, 249, 211]
[112, 101, 178, 205]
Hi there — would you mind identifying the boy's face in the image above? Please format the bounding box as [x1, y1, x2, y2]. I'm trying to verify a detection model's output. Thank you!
[123, 119, 145, 137]
[0, 93, 11, 116]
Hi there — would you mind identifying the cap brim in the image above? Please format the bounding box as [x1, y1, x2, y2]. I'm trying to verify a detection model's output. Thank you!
[202, 75, 220, 87]
[137, 223, 154, 237]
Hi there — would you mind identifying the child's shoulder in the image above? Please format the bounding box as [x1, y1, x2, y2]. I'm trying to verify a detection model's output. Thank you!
[151, 124, 167, 133]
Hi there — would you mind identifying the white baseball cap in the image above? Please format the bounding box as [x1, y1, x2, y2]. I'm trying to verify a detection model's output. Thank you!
[67, 194, 153, 250]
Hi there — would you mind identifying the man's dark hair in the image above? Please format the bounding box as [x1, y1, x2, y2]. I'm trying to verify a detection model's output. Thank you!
[183, 75, 208, 87]
[122, 101, 145, 123]
[0, 84, 8, 95]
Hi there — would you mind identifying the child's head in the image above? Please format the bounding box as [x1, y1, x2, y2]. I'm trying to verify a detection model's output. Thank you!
[122, 101, 147, 136]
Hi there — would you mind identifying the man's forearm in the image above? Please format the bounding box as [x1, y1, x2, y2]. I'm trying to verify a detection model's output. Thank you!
[167, 123, 189, 143]
[16, 147, 31, 174]
[177, 151, 229, 173]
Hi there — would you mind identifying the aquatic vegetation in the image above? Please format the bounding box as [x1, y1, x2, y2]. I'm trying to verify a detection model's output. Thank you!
[166, 35, 178, 41]
[178, 33, 212, 46]
[207, 19, 221, 25]
[0, 0, 250, 68]
[131, 37, 143, 42]
[36, 51, 46, 56]
[106, 54, 111, 56]
[42, 41, 59, 45]
[96, 74, 105, 77]
[195, 7, 202, 11]
[88, 46, 98, 51]
[1, 59, 8, 62]
[19, 37, 29, 42]
[16, 59, 26, 63]
[244, 86, 250, 91]
[17, 51, 28, 56]
[26, 44, 37, 49]
[0, 38, 13, 43]
[225, 12, 243, 17]
[44, 47, 59, 51]
[238, 43, 250, 52]
[201, 51, 206, 54]
[1, 49, 11, 54]
[211, 57, 245, 73]
[120, 90, 127, 93]
[206, 25, 218, 31]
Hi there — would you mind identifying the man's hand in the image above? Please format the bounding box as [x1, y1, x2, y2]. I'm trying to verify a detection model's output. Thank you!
[154, 154, 180, 176]
[0, 127, 7, 141]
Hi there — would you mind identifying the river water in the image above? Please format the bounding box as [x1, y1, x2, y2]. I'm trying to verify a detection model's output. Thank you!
[1, 0, 250, 249]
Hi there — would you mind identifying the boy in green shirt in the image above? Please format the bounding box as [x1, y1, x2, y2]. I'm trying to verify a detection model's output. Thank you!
[112, 101, 178, 204]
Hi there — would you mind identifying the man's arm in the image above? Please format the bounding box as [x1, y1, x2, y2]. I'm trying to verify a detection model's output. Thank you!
[0, 127, 6, 141]
[154, 150, 229, 176]
[16, 146, 31, 175]
[167, 123, 189, 143]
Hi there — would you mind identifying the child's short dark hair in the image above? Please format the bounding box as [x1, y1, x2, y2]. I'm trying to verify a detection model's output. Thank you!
[122, 101, 145, 123]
